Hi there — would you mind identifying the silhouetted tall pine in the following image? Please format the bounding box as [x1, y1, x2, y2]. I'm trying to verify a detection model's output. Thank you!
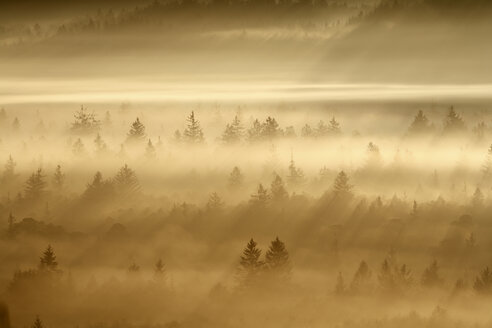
[127, 117, 146, 142]
[183, 111, 204, 144]
[270, 174, 289, 202]
[25, 168, 47, 201]
[39, 244, 58, 271]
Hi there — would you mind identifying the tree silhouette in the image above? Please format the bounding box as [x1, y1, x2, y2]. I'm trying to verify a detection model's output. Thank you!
[2, 155, 17, 184]
[329, 117, 341, 135]
[265, 237, 290, 275]
[350, 261, 371, 292]
[250, 184, 269, 206]
[72, 138, 86, 155]
[71, 106, 100, 134]
[52, 165, 65, 191]
[228, 166, 244, 189]
[127, 117, 146, 142]
[25, 168, 47, 201]
[113, 164, 140, 197]
[84, 171, 113, 201]
[222, 115, 243, 144]
[145, 139, 156, 159]
[270, 174, 289, 202]
[207, 192, 224, 211]
[366, 142, 382, 167]
[40, 244, 58, 271]
[287, 154, 304, 186]
[94, 133, 108, 155]
[443, 106, 466, 134]
[183, 111, 204, 144]
[408, 110, 432, 135]
[421, 260, 443, 288]
[128, 263, 140, 273]
[301, 124, 314, 138]
[333, 171, 353, 198]
[238, 238, 263, 287]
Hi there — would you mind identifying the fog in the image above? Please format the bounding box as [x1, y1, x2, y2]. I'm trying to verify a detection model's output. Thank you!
[1, 1, 492, 328]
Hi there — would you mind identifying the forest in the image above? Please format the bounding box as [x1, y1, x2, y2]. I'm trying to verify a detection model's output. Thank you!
[1, 103, 492, 327]
[1, 0, 492, 327]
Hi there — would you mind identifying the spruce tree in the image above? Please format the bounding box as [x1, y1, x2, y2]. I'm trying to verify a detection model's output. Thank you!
[94, 133, 108, 155]
[265, 237, 290, 274]
[333, 171, 353, 198]
[127, 117, 146, 142]
[207, 192, 224, 211]
[238, 238, 263, 286]
[40, 245, 58, 271]
[270, 174, 289, 202]
[228, 166, 243, 189]
[113, 164, 140, 197]
[287, 154, 304, 186]
[329, 117, 341, 135]
[71, 106, 100, 134]
[52, 165, 65, 191]
[408, 110, 431, 135]
[145, 139, 156, 159]
[72, 138, 86, 155]
[443, 106, 466, 134]
[183, 111, 204, 144]
[2, 155, 17, 183]
[221, 115, 243, 144]
[25, 168, 47, 201]
[421, 260, 443, 288]
[250, 184, 269, 206]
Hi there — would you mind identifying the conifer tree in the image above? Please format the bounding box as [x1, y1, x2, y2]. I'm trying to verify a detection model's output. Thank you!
[287, 154, 304, 186]
[221, 115, 243, 144]
[40, 245, 58, 271]
[247, 119, 263, 142]
[183, 111, 204, 144]
[84, 171, 113, 200]
[71, 106, 100, 134]
[207, 192, 224, 211]
[2, 155, 17, 183]
[408, 110, 431, 135]
[301, 124, 314, 138]
[250, 184, 269, 206]
[145, 139, 156, 159]
[333, 171, 353, 198]
[421, 260, 443, 288]
[228, 166, 244, 189]
[94, 133, 108, 155]
[238, 238, 263, 286]
[52, 165, 65, 191]
[72, 138, 86, 155]
[329, 116, 341, 135]
[270, 174, 289, 202]
[127, 117, 146, 142]
[265, 237, 290, 274]
[443, 106, 466, 134]
[113, 164, 140, 197]
[366, 142, 382, 167]
[350, 261, 371, 292]
[25, 168, 47, 201]
[315, 120, 329, 137]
